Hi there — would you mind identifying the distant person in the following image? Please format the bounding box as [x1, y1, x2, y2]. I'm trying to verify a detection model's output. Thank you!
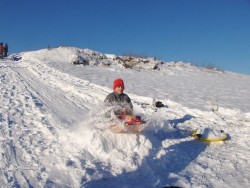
[4, 43, 8, 57]
[104, 78, 133, 115]
[0, 43, 4, 59]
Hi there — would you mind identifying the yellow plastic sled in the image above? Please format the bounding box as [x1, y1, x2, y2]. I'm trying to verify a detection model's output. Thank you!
[191, 129, 228, 142]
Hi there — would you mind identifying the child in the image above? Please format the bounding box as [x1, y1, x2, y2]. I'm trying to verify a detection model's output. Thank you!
[104, 78, 133, 115]
[104, 78, 144, 133]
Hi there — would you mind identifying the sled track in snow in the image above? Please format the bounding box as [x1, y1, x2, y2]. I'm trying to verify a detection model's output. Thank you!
[25, 58, 108, 108]
[0, 67, 59, 187]
[0, 60, 100, 187]
[5, 58, 113, 128]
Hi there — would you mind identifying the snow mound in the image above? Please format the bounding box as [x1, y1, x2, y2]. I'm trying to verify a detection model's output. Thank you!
[16, 46, 227, 74]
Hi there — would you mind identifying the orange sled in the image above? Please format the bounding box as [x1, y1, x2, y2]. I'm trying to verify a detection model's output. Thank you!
[110, 115, 146, 133]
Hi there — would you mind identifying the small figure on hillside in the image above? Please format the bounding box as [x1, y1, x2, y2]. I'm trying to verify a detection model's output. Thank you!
[104, 78, 133, 115]
[0, 43, 4, 59]
[4, 43, 8, 57]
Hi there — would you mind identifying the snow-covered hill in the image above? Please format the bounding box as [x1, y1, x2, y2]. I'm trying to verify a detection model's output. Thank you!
[0, 46, 250, 187]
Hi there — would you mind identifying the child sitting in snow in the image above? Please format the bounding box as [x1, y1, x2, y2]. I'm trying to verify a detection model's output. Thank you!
[104, 78, 144, 133]
[104, 78, 133, 115]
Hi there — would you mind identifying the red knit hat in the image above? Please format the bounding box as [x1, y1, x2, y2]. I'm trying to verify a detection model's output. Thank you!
[113, 78, 125, 90]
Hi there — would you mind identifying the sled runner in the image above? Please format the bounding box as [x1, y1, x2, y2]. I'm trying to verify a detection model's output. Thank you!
[110, 114, 146, 133]
[191, 128, 228, 142]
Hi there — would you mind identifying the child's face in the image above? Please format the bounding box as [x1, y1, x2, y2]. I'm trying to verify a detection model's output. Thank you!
[114, 85, 124, 94]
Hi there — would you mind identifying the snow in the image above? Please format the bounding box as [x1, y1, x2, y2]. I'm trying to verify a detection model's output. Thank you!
[0, 46, 250, 187]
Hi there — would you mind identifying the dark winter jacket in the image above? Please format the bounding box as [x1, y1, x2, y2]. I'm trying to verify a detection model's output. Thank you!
[4, 44, 8, 57]
[4, 44, 8, 52]
[104, 91, 133, 112]
[0, 45, 4, 58]
[0, 45, 3, 53]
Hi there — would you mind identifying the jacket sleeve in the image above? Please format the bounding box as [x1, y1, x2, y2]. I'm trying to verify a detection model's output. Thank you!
[104, 93, 115, 105]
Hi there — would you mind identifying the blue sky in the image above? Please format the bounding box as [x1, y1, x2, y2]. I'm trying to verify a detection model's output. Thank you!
[2, 0, 250, 75]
